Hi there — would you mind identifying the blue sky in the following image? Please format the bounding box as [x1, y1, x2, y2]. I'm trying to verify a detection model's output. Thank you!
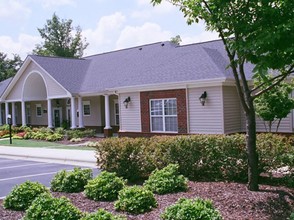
[0, 0, 218, 59]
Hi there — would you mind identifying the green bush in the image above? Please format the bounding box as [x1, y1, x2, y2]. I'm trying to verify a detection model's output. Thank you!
[95, 137, 153, 182]
[161, 198, 223, 220]
[51, 167, 93, 193]
[114, 185, 157, 214]
[3, 181, 50, 211]
[289, 212, 294, 220]
[84, 171, 125, 201]
[23, 194, 82, 220]
[144, 164, 188, 194]
[81, 208, 126, 220]
[66, 129, 96, 139]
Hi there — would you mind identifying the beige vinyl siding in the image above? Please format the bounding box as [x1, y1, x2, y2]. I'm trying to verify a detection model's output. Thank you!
[223, 86, 242, 134]
[29, 101, 48, 126]
[188, 86, 223, 134]
[120, 92, 141, 132]
[256, 115, 292, 133]
[6, 61, 68, 101]
[80, 96, 103, 127]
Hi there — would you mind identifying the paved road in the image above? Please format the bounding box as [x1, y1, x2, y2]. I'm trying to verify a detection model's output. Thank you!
[0, 157, 100, 198]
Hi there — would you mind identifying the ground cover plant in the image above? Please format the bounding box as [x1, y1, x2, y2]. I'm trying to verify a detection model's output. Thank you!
[3, 181, 50, 211]
[81, 208, 126, 220]
[84, 171, 126, 201]
[51, 167, 93, 193]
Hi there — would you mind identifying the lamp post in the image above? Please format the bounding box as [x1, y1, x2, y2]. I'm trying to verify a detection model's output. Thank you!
[7, 114, 12, 144]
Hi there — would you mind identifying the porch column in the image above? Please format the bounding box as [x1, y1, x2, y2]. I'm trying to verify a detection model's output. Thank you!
[12, 102, 16, 126]
[21, 101, 26, 126]
[70, 97, 76, 129]
[104, 94, 112, 137]
[5, 102, 9, 124]
[78, 96, 84, 128]
[47, 99, 53, 128]
[0, 103, 2, 126]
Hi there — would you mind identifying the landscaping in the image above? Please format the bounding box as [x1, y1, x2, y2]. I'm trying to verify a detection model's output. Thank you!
[0, 133, 293, 219]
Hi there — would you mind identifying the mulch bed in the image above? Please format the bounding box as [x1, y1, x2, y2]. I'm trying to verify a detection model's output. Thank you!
[1, 181, 293, 220]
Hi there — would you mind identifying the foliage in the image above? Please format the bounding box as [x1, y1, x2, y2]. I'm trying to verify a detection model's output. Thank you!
[66, 129, 96, 139]
[3, 181, 50, 211]
[33, 13, 88, 58]
[151, 0, 294, 191]
[23, 193, 82, 220]
[0, 52, 22, 81]
[84, 171, 125, 201]
[144, 164, 188, 194]
[81, 208, 126, 220]
[254, 78, 294, 132]
[23, 127, 63, 141]
[290, 212, 294, 220]
[94, 137, 153, 182]
[114, 185, 157, 214]
[161, 197, 222, 220]
[170, 35, 182, 45]
[51, 167, 92, 193]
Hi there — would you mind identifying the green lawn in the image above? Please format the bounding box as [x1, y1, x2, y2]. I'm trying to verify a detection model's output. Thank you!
[0, 139, 95, 150]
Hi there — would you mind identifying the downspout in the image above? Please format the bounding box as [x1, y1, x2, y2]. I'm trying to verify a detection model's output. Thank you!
[185, 85, 190, 134]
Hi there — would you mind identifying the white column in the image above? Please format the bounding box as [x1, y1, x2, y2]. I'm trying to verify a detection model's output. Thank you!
[47, 99, 53, 128]
[12, 102, 16, 126]
[21, 101, 26, 126]
[5, 102, 9, 124]
[104, 95, 111, 129]
[71, 97, 76, 129]
[78, 96, 84, 128]
[0, 103, 3, 126]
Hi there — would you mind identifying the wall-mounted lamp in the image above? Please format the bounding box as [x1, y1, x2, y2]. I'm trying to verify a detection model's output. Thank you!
[199, 91, 207, 106]
[56, 99, 60, 107]
[123, 97, 131, 108]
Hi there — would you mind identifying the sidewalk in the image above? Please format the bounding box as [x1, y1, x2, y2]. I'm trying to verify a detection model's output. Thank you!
[0, 146, 97, 168]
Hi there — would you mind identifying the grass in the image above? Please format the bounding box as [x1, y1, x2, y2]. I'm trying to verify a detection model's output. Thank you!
[0, 139, 95, 151]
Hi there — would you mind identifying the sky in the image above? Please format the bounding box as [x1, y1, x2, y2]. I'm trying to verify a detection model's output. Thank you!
[0, 0, 219, 60]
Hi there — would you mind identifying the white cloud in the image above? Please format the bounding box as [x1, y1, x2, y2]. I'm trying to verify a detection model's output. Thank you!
[0, 0, 31, 21]
[182, 31, 219, 45]
[0, 34, 40, 59]
[38, 0, 76, 8]
[116, 22, 172, 50]
[83, 12, 127, 56]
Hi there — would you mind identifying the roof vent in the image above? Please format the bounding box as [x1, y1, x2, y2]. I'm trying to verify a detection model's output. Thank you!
[161, 43, 165, 46]
[139, 47, 142, 50]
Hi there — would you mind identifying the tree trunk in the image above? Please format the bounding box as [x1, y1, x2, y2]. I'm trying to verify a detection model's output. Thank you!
[246, 105, 259, 191]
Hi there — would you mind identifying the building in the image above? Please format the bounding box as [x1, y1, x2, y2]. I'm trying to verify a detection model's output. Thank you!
[0, 40, 293, 137]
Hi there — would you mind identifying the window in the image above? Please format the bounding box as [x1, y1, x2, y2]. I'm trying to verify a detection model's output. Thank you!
[36, 104, 42, 117]
[114, 101, 119, 125]
[83, 101, 91, 116]
[150, 99, 178, 132]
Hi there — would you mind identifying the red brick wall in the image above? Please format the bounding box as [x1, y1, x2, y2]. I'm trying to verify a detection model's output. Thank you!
[140, 89, 187, 134]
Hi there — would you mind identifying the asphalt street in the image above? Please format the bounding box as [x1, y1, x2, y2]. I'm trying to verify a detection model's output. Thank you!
[0, 157, 100, 198]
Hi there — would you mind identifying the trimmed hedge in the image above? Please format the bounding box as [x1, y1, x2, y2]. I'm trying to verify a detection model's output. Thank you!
[93, 134, 294, 183]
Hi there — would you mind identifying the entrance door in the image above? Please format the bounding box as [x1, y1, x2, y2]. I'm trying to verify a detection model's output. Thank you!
[53, 108, 62, 128]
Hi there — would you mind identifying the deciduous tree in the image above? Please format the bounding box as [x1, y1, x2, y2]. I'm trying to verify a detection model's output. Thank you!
[33, 13, 88, 58]
[0, 52, 22, 81]
[151, 0, 294, 191]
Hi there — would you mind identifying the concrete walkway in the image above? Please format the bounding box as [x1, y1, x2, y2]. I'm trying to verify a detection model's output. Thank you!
[0, 146, 97, 168]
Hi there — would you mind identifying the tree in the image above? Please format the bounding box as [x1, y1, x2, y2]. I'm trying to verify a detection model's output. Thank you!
[254, 77, 294, 132]
[151, 0, 294, 190]
[0, 52, 23, 81]
[170, 35, 182, 45]
[33, 13, 89, 58]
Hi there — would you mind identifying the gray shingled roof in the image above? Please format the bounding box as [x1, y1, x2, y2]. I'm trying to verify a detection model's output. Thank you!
[29, 39, 254, 94]
[0, 77, 12, 97]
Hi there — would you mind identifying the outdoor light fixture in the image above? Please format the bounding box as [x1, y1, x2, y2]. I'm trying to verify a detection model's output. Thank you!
[123, 97, 131, 108]
[7, 114, 12, 144]
[199, 91, 207, 106]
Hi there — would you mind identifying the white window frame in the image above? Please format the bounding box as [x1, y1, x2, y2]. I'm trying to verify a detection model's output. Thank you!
[150, 98, 178, 133]
[114, 100, 119, 126]
[36, 104, 42, 117]
[83, 101, 91, 116]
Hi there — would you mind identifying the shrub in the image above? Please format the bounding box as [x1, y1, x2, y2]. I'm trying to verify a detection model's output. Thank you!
[290, 212, 294, 220]
[23, 194, 82, 220]
[84, 171, 125, 201]
[3, 181, 50, 211]
[114, 185, 157, 214]
[161, 198, 223, 220]
[51, 167, 93, 193]
[66, 129, 96, 139]
[144, 164, 188, 194]
[81, 208, 126, 220]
